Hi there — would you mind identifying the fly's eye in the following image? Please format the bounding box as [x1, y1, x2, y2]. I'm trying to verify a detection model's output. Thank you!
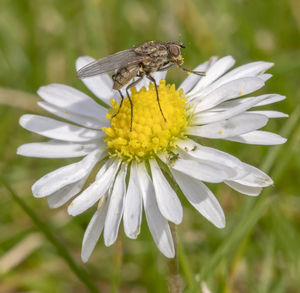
[169, 45, 180, 57]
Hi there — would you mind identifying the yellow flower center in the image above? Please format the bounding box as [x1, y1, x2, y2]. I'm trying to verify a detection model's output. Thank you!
[102, 80, 189, 161]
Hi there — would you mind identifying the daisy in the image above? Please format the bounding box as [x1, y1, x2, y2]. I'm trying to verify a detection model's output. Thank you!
[18, 55, 287, 262]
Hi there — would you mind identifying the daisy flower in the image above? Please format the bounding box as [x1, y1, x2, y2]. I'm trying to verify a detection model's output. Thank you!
[18, 55, 287, 262]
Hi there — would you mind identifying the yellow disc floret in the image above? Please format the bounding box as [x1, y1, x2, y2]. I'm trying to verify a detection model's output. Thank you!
[102, 80, 188, 161]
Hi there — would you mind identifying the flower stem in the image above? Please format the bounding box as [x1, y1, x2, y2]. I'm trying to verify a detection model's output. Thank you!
[111, 236, 123, 293]
[0, 177, 100, 293]
[168, 223, 182, 293]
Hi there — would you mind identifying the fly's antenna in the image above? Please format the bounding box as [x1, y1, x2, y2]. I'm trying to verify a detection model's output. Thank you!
[178, 42, 186, 48]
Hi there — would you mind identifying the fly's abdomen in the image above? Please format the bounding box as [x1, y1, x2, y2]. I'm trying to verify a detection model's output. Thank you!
[112, 66, 139, 90]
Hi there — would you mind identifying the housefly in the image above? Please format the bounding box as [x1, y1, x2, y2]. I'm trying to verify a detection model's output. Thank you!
[77, 41, 205, 131]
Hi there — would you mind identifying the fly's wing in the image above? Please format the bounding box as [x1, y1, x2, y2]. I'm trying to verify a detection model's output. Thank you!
[76, 49, 144, 78]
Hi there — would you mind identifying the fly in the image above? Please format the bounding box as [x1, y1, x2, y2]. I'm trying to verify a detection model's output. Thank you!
[77, 41, 206, 131]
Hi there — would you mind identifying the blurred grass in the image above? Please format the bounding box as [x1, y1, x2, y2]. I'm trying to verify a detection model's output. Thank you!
[0, 0, 299, 292]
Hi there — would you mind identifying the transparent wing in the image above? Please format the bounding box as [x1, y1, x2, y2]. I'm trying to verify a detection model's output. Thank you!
[76, 49, 143, 78]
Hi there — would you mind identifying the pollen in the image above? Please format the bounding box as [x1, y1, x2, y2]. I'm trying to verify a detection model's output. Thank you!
[102, 80, 188, 160]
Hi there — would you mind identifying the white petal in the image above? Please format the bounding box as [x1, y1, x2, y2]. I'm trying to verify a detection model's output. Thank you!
[259, 73, 272, 81]
[225, 180, 262, 196]
[210, 94, 285, 111]
[47, 176, 88, 208]
[123, 162, 142, 239]
[198, 61, 273, 97]
[163, 155, 232, 183]
[76, 57, 116, 104]
[137, 163, 174, 258]
[223, 61, 273, 79]
[247, 110, 288, 118]
[226, 131, 287, 145]
[17, 140, 100, 158]
[104, 164, 127, 246]
[68, 159, 120, 216]
[177, 139, 247, 179]
[20, 115, 103, 142]
[134, 72, 167, 92]
[193, 95, 268, 124]
[255, 94, 286, 106]
[234, 163, 273, 187]
[188, 56, 236, 97]
[32, 149, 102, 198]
[38, 101, 107, 129]
[171, 169, 225, 228]
[194, 77, 265, 112]
[187, 113, 268, 139]
[179, 57, 219, 93]
[152, 71, 167, 84]
[38, 83, 107, 119]
[81, 198, 109, 263]
[135, 76, 150, 91]
[150, 160, 183, 225]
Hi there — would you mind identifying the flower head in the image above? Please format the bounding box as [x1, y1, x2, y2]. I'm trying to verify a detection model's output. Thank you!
[18, 55, 287, 261]
[103, 81, 188, 160]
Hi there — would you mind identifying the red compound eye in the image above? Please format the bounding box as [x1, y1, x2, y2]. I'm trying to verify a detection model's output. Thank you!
[169, 45, 180, 57]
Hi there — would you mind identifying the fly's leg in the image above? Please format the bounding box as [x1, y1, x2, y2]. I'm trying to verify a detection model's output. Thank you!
[111, 73, 124, 120]
[157, 63, 176, 72]
[146, 74, 167, 122]
[111, 90, 124, 119]
[177, 64, 206, 76]
[125, 75, 144, 131]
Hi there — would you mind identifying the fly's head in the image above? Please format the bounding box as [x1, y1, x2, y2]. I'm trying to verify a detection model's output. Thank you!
[166, 41, 186, 65]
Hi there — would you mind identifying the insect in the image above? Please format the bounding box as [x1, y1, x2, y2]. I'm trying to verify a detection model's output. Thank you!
[77, 41, 206, 131]
[167, 152, 180, 167]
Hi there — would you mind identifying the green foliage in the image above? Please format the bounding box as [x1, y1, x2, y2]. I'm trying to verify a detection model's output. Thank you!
[0, 0, 299, 292]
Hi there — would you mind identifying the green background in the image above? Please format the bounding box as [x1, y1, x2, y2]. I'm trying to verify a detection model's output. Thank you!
[0, 0, 299, 292]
